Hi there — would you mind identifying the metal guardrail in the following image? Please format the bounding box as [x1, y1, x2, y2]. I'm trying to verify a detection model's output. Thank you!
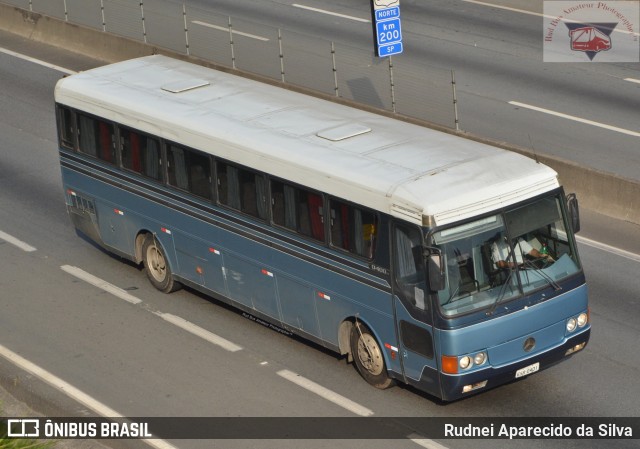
[3, 0, 460, 129]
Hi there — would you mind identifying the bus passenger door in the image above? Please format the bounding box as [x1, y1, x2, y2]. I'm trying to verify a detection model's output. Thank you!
[392, 223, 440, 397]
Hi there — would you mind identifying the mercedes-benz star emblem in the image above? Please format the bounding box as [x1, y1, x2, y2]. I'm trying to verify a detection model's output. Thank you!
[523, 337, 536, 352]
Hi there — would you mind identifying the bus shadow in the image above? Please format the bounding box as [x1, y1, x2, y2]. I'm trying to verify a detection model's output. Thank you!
[181, 285, 453, 406]
[183, 283, 340, 355]
[74, 228, 141, 272]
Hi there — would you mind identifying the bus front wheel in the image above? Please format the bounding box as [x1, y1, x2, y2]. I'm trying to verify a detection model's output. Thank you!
[142, 235, 180, 293]
[350, 322, 394, 389]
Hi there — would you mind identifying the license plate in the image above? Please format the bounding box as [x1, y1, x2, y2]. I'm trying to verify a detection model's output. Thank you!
[515, 362, 539, 378]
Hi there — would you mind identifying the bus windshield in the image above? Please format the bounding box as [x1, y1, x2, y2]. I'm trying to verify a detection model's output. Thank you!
[431, 193, 581, 317]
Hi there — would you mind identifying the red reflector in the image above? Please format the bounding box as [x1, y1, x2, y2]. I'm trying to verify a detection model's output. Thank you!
[384, 343, 398, 352]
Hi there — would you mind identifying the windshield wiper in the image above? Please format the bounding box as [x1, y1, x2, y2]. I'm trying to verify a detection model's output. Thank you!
[486, 267, 516, 316]
[442, 283, 462, 305]
[486, 240, 517, 316]
[521, 259, 562, 291]
[443, 282, 476, 305]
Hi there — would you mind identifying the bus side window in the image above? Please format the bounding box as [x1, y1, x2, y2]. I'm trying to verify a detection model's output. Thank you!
[167, 145, 189, 191]
[78, 114, 115, 164]
[300, 192, 325, 242]
[168, 144, 212, 200]
[329, 199, 377, 259]
[272, 181, 297, 231]
[57, 106, 75, 150]
[393, 224, 428, 313]
[188, 151, 212, 200]
[239, 168, 267, 220]
[271, 180, 325, 242]
[218, 163, 266, 220]
[120, 127, 162, 181]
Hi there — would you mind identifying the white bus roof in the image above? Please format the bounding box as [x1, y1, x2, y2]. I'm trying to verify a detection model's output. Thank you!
[54, 55, 558, 226]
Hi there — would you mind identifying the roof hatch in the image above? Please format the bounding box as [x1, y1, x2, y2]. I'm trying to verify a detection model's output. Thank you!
[316, 123, 371, 141]
[161, 79, 210, 93]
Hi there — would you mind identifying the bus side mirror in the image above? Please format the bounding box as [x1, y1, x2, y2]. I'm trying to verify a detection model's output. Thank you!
[425, 248, 445, 291]
[566, 193, 581, 234]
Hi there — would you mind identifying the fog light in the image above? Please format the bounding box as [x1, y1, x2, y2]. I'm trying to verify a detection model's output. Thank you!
[566, 318, 577, 332]
[565, 342, 586, 356]
[462, 380, 488, 393]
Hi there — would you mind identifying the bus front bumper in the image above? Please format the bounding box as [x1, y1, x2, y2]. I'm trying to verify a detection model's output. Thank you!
[438, 327, 590, 402]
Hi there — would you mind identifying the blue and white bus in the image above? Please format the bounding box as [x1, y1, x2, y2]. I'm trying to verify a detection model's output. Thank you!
[54, 55, 589, 401]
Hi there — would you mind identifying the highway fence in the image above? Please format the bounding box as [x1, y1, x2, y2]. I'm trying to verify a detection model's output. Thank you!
[1, 0, 459, 129]
[1, 0, 639, 225]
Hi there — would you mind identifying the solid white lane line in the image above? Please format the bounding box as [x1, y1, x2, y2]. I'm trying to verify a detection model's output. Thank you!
[0, 343, 177, 449]
[625, 78, 640, 84]
[576, 236, 640, 263]
[191, 20, 270, 41]
[60, 265, 143, 305]
[460, 0, 542, 17]
[155, 312, 243, 352]
[0, 46, 76, 75]
[408, 434, 450, 449]
[277, 369, 374, 416]
[292, 4, 370, 23]
[0, 230, 37, 252]
[461, 0, 640, 37]
[508, 101, 640, 137]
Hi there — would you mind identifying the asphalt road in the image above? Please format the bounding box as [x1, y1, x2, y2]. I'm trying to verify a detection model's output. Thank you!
[1, 31, 640, 449]
[169, 0, 640, 181]
[4, 0, 640, 179]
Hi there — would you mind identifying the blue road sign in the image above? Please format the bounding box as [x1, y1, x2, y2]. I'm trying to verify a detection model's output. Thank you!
[378, 42, 403, 57]
[376, 17, 402, 47]
[371, 1, 403, 58]
[375, 6, 400, 22]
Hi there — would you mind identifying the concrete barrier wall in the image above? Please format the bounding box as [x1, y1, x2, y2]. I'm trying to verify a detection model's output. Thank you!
[2, 3, 639, 225]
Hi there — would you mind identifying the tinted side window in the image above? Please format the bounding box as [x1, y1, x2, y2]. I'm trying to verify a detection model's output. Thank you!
[394, 223, 428, 316]
[78, 114, 115, 164]
[271, 180, 325, 242]
[330, 199, 378, 258]
[217, 162, 267, 220]
[120, 127, 162, 181]
[167, 144, 212, 200]
[57, 106, 75, 149]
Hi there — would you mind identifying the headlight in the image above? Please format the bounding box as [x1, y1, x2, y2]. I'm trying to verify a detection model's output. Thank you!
[459, 356, 472, 370]
[566, 317, 577, 332]
[474, 352, 487, 366]
[577, 312, 588, 327]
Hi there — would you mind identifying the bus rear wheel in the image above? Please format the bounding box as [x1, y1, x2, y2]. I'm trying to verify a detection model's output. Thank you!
[350, 322, 394, 389]
[142, 235, 180, 293]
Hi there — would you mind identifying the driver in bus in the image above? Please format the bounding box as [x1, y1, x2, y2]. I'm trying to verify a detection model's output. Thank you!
[491, 236, 554, 269]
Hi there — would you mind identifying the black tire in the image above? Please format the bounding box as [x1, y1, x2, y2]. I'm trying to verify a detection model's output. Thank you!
[350, 322, 394, 389]
[142, 235, 180, 293]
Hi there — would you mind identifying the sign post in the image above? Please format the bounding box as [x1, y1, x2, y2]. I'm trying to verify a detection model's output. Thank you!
[370, 0, 403, 57]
